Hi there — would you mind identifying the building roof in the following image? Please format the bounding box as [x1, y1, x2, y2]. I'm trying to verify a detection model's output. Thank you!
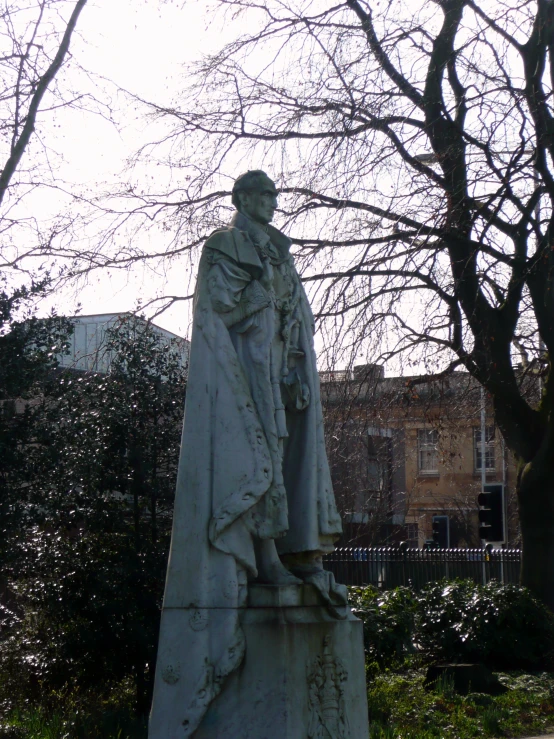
[57, 312, 189, 374]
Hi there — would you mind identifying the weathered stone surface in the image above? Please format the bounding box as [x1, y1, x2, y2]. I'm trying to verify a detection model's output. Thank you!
[150, 585, 369, 738]
[196, 620, 367, 738]
[149, 172, 364, 737]
[178, 586, 368, 739]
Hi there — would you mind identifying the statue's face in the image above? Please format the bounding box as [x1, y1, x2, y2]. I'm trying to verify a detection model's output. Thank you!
[238, 177, 278, 225]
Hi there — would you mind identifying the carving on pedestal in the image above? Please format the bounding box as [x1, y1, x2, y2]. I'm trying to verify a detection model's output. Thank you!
[307, 635, 349, 739]
[189, 608, 209, 631]
[162, 663, 180, 685]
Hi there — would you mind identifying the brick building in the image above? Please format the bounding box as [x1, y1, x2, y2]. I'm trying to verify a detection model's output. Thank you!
[321, 365, 523, 548]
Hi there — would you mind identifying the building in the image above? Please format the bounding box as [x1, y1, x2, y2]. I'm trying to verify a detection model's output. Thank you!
[321, 365, 523, 548]
[56, 313, 189, 373]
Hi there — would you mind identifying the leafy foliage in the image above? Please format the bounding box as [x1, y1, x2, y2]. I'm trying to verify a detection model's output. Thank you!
[0, 281, 72, 398]
[0, 316, 187, 716]
[0, 283, 73, 578]
[366, 669, 554, 739]
[2, 678, 147, 738]
[350, 585, 416, 668]
[414, 580, 554, 670]
[350, 579, 554, 671]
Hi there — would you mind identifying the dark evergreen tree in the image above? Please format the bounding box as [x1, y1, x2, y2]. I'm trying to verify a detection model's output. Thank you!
[1, 315, 187, 715]
[0, 282, 72, 578]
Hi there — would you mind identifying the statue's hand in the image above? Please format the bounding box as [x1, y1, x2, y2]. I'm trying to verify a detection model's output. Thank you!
[281, 370, 310, 412]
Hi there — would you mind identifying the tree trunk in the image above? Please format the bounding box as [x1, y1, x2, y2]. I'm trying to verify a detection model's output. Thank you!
[517, 452, 554, 612]
[135, 659, 150, 717]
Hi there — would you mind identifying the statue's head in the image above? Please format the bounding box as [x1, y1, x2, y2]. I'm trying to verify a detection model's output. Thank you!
[232, 170, 278, 225]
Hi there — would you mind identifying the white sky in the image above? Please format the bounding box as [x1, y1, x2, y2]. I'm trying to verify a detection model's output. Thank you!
[23, 0, 438, 374]
[37, 0, 236, 339]
[23, 0, 498, 376]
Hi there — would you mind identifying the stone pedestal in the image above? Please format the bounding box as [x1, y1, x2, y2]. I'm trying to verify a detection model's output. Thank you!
[150, 584, 369, 739]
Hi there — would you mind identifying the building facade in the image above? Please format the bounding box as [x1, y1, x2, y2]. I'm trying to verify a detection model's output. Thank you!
[321, 366, 521, 548]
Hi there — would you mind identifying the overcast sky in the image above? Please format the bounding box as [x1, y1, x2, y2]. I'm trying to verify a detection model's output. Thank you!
[30, 0, 456, 375]
[39, 0, 237, 338]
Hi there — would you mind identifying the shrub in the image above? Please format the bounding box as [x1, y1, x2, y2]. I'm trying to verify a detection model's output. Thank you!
[365, 669, 554, 739]
[350, 585, 416, 668]
[413, 579, 476, 664]
[414, 579, 554, 669]
[350, 579, 554, 670]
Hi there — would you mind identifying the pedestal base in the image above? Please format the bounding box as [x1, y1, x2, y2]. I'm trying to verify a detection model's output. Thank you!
[150, 584, 369, 738]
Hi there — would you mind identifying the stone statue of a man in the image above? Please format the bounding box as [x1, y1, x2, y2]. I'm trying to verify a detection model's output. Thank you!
[150, 171, 347, 737]
[204, 170, 345, 586]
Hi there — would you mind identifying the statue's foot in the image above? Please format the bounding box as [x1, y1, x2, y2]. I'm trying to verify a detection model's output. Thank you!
[302, 570, 348, 619]
[255, 561, 303, 586]
[254, 538, 303, 586]
[284, 554, 348, 619]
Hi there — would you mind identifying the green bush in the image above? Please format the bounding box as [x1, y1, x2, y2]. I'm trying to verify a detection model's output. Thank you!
[412, 579, 474, 663]
[350, 579, 554, 670]
[414, 579, 554, 669]
[350, 585, 416, 668]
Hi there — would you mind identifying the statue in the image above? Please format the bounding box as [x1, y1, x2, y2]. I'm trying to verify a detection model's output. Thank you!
[149, 171, 350, 738]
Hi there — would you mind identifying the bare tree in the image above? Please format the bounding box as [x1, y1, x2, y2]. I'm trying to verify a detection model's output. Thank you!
[0, 0, 90, 287]
[322, 371, 403, 546]
[93, 0, 554, 607]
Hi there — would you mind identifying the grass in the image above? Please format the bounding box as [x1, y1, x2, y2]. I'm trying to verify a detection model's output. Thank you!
[366, 667, 554, 739]
[2, 669, 554, 737]
[1, 707, 147, 739]
[0, 679, 148, 739]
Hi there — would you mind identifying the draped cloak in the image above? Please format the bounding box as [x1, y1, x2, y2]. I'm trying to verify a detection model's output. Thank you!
[149, 212, 342, 738]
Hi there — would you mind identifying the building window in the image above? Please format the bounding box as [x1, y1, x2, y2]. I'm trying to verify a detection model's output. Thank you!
[406, 523, 419, 546]
[417, 429, 439, 475]
[474, 426, 495, 472]
[367, 435, 392, 495]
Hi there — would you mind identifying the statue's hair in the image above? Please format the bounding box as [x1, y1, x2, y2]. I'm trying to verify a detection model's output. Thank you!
[232, 170, 273, 209]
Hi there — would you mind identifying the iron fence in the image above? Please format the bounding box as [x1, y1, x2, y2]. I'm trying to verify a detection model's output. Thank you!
[323, 546, 521, 590]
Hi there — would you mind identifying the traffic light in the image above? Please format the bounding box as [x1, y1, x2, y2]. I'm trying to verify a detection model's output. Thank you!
[432, 515, 449, 548]
[478, 484, 504, 541]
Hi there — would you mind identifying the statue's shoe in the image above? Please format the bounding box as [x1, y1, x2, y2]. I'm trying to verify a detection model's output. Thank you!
[254, 561, 303, 586]
[292, 567, 349, 619]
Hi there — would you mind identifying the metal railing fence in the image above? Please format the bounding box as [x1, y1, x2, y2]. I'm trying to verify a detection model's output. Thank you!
[323, 546, 521, 590]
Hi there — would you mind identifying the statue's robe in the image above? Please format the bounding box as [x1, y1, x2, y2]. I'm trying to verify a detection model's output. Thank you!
[149, 212, 342, 738]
